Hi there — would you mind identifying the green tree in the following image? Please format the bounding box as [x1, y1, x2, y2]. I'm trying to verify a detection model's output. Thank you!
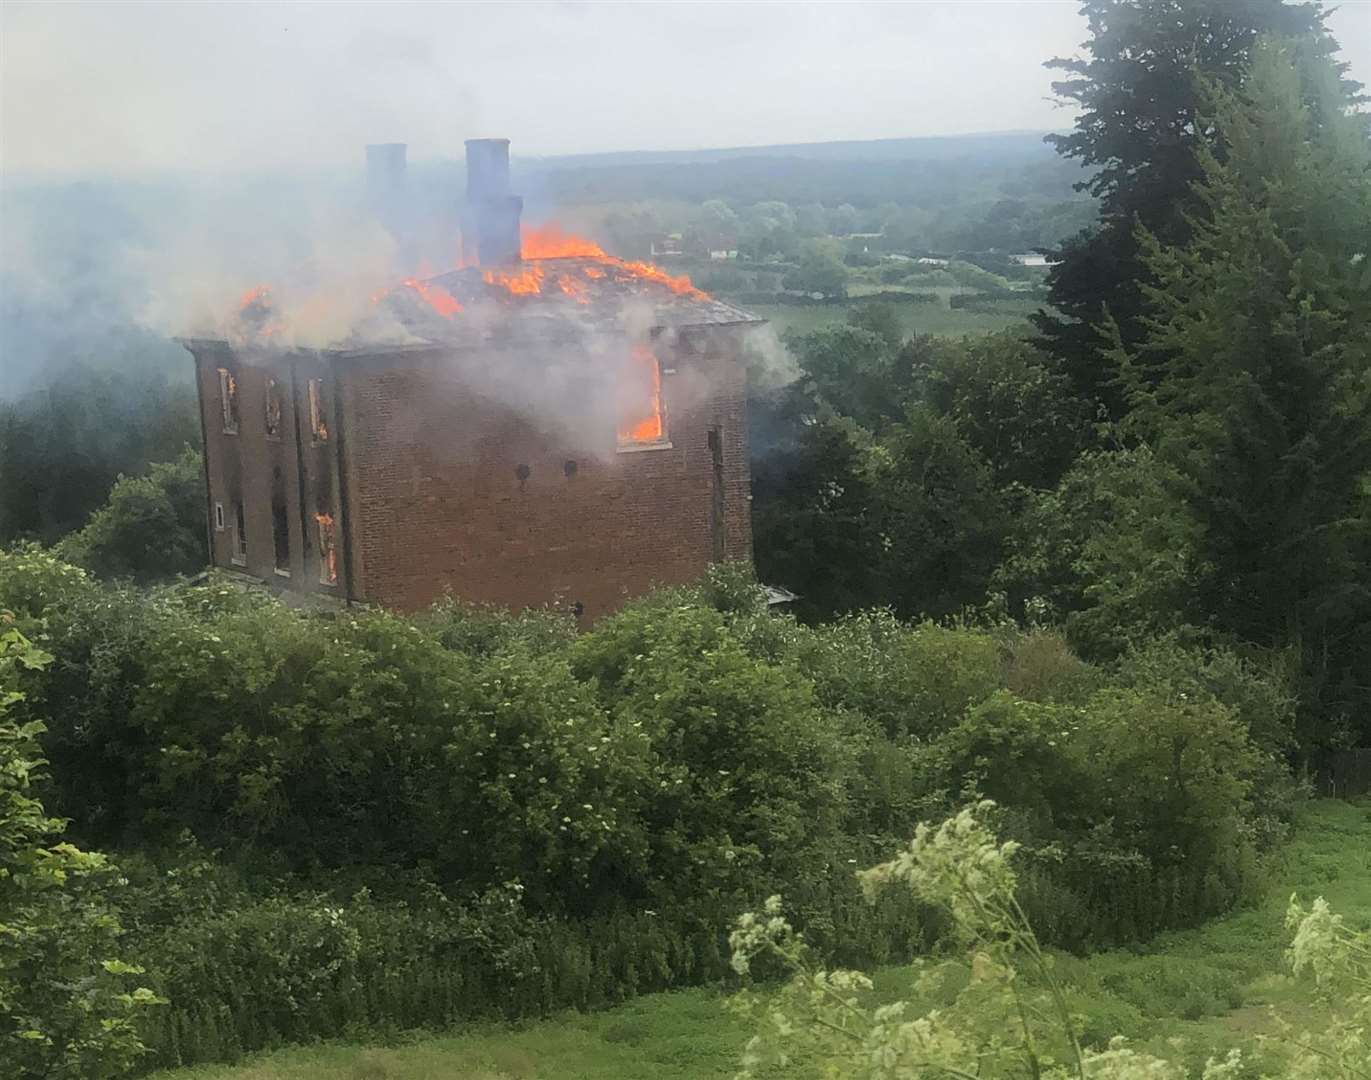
[995, 447, 1203, 658]
[875, 407, 1010, 620]
[1035, 0, 1360, 416]
[0, 366, 199, 545]
[0, 621, 162, 1079]
[782, 245, 849, 299]
[785, 324, 907, 430]
[752, 416, 887, 619]
[917, 331, 1091, 490]
[1116, 38, 1371, 743]
[56, 446, 207, 583]
[846, 302, 905, 351]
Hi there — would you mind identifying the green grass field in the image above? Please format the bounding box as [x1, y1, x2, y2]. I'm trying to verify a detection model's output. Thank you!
[150, 800, 1368, 1080]
[745, 293, 1034, 338]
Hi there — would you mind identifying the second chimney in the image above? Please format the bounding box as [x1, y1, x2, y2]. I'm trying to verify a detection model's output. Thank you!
[464, 138, 522, 266]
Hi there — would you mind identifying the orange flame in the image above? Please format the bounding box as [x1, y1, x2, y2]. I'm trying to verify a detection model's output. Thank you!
[556, 273, 591, 304]
[618, 344, 665, 446]
[239, 285, 271, 310]
[315, 512, 338, 585]
[402, 278, 463, 319]
[521, 223, 605, 259]
[482, 264, 545, 297]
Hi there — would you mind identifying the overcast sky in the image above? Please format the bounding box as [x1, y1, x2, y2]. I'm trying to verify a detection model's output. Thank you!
[2, 1, 1369, 176]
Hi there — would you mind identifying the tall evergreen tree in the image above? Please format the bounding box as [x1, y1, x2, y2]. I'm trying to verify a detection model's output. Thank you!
[1118, 37, 1371, 747]
[1035, 0, 1361, 416]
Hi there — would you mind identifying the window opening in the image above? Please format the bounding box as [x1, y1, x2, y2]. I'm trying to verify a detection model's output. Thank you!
[264, 376, 283, 439]
[214, 502, 226, 531]
[616, 344, 668, 450]
[315, 509, 338, 586]
[232, 502, 247, 563]
[272, 498, 290, 575]
[308, 379, 329, 442]
[218, 368, 239, 433]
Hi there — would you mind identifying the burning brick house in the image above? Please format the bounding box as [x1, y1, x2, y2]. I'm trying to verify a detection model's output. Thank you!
[183, 139, 762, 621]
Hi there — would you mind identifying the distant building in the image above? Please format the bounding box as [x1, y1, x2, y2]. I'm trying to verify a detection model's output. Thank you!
[649, 234, 684, 258]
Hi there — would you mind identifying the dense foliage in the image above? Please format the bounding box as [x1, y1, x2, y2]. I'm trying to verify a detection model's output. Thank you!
[754, 30, 1371, 754]
[1034, 0, 1361, 416]
[0, 362, 198, 547]
[0, 620, 162, 1079]
[0, 549, 1296, 1069]
[56, 446, 207, 584]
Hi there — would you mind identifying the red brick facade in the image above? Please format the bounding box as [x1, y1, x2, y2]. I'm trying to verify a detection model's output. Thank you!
[187, 328, 753, 622]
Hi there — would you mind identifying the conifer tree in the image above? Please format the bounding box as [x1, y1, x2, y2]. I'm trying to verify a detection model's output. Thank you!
[1118, 37, 1371, 745]
[1036, 0, 1362, 417]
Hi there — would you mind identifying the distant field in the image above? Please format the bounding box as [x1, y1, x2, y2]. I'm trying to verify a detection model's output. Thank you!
[745, 295, 1035, 338]
[149, 800, 1368, 1080]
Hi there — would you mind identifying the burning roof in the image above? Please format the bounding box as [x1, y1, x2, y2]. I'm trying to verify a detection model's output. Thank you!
[382, 254, 760, 345]
[207, 140, 760, 354]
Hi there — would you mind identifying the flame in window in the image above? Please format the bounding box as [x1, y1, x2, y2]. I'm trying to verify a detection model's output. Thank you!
[617, 345, 665, 447]
[315, 512, 338, 585]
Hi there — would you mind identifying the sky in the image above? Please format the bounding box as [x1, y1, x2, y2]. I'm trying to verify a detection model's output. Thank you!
[3, 0, 1367, 177]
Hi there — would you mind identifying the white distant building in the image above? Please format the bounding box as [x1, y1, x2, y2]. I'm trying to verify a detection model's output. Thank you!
[1010, 253, 1056, 268]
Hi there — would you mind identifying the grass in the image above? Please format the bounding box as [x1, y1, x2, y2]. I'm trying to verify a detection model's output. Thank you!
[148, 800, 1369, 1080]
[745, 293, 1033, 338]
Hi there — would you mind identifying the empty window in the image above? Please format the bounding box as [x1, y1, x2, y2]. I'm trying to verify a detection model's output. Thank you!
[272, 498, 290, 576]
[218, 368, 239, 433]
[214, 502, 226, 531]
[232, 502, 247, 564]
[264, 376, 283, 439]
[616, 345, 668, 450]
[308, 379, 329, 442]
[315, 510, 338, 586]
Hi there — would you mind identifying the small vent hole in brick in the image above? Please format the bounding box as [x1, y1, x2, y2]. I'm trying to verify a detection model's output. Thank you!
[564, 459, 578, 478]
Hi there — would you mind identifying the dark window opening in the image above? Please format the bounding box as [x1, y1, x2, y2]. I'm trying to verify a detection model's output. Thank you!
[218, 368, 239, 433]
[232, 502, 247, 563]
[272, 498, 290, 575]
[308, 379, 329, 442]
[214, 502, 225, 531]
[264, 376, 283, 439]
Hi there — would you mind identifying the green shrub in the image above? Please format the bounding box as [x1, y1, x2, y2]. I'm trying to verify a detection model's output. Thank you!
[796, 611, 1002, 739]
[56, 447, 207, 583]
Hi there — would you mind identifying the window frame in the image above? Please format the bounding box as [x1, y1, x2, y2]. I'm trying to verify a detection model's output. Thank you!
[316, 511, 338, 587]
[213, 502, 226, 531]
[217, 367, 240, 435]
[615, 348, 672, 453]
[264, 375, 283, 441]
[231, 502, 248, 565]
[308, 379, 329, 443]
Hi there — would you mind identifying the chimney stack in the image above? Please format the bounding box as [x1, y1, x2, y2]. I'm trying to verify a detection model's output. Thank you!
[464, 138, 522, 266]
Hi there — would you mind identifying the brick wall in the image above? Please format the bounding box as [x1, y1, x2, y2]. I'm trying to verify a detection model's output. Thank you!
[191, 347, 347, 601]
[344, 332, 752, 621]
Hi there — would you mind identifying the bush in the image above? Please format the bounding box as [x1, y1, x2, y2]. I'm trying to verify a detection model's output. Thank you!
[0, 548, 1303, 1072]
[0, 626, 163, 1080]
[56, 447, 207, 583]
